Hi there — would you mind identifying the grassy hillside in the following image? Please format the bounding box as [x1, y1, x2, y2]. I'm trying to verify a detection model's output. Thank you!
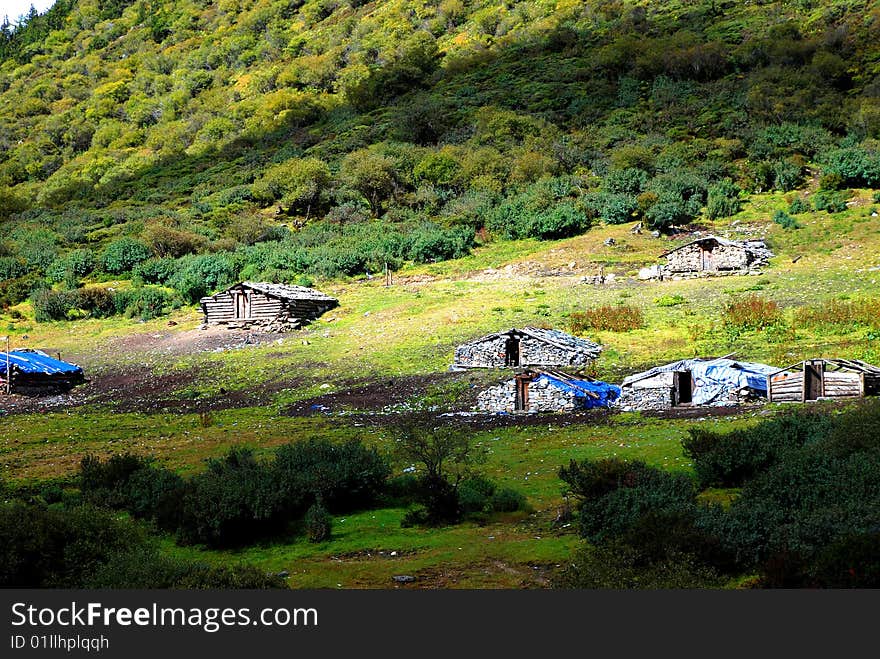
[2, 0, 880, 318]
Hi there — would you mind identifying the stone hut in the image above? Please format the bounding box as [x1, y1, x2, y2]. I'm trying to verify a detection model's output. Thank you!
[639, 235, 773, 279]
[767, 358, 880, 403]
[200, 282, 338, 331]
[476, 369, 620, 413]
[615, 357, 777, 411]
[451, 327, 602, 370]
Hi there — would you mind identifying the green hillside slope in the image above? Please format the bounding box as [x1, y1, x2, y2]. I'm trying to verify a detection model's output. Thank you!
[1, 0, 880, 319]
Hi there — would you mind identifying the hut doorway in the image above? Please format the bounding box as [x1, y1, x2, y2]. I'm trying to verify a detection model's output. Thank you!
[504, 336, 521, 367]
[514, 375, 530, 411]
[804, 361, 824, 401]
[233, 291, 251, 320]
[701, 245, 714, 271]
[675, 371, 693, 405]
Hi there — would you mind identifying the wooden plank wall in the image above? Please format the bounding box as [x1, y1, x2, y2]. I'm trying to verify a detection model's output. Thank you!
[823, 371, 862, 397]
[769, 371, 803, 402]
[203, 291, 334, 324]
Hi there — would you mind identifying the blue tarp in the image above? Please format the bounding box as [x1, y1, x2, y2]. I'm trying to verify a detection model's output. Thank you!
[536, 373, 621, 409]
[0, 350, 83, 377]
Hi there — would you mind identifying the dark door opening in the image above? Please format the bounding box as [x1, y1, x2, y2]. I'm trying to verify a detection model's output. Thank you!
[504, 337, 521, 367]
[515, 376, 530, 411]
[804, 361, 824, 401]
[675, 371, 693, 405]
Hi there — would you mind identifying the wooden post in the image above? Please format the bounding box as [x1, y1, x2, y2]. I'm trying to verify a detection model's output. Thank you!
[385, 262, 392, 287]
[4, 336, 9, 396]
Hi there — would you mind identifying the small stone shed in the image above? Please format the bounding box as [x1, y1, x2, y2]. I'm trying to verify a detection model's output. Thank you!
[639, 235, 773, 279]
[0, 349, 84, 394]
[476, 369, 620, 413]
[200, 282, 338, 331]
[767, 358, 880, 403]
[615, 357, 777, 411]
[452, 327, 602, 370]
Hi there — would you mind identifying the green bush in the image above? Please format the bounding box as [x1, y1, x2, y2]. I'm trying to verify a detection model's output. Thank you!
[682, 411, 833, 488]
[45, 248, 95, 284]
[705, 179, 741, 219]
[0, 502, 141, 588]
[101, 237, 151, 274]
[788, 196, 810, 214]
[458, 475, 495, 514]
[772, 209, 800, 229]
[812, 189, 848, 213]
[822, 147, 880, 187]
[560, 458, 696, 542]
[273, 438, 390, 512]
[30, 288, 79, 321]
[489, 487, 526, 513]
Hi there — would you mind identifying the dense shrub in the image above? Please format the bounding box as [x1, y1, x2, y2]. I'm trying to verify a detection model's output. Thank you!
[272, 438, 390, 512]
[811, 189, 849, 213]
[46, 248, 95, 284]
[682, 411, 833, 488]
[555, 540, 724, 589]
[569, 304, 644, 333]
[133, 257, 178, 284]
[30, 288, 79, 321]
[559, 458, 697, 542]
[101, 237, 152, 274]
[112, 286, 178, 320]
[0, 502, 141, 588]
[822, 147, 880, 187]
[705, 179, 741, 219]
[0, 274, 44, 308]
[0, 500, 283, 588]
[177, 448, 284, 547]
[772, 209, 800, 229]
[788, 196, 810, 214]
[489, 487, 527, 513]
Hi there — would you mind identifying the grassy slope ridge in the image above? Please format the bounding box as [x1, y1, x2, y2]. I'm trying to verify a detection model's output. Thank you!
[1, 1, 879, 263]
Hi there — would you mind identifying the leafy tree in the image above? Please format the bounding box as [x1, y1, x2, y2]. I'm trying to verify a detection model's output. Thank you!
[339, 149, 398, 216]
[394, 424, 486, 526]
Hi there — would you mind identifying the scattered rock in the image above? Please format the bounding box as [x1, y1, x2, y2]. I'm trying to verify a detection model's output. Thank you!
[392, 575, 416, 583]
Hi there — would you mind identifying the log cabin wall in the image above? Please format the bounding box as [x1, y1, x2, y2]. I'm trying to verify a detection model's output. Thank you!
[769, 371, 804, 402]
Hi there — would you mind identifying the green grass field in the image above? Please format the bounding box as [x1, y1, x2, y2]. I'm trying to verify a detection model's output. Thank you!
[2, 194, 879, 587]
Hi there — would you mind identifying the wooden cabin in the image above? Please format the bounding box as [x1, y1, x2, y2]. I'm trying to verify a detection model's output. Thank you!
[767, 359, 880, 403]
[660, 235, 773, 276]
[451, 327, 602, 370]
[200, 282, 338, 331]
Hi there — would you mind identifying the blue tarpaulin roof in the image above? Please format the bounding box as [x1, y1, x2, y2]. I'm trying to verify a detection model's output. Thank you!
[536, 372, 620, 409]
[0, 350, 83, 377]
[621, 358, 777, 405]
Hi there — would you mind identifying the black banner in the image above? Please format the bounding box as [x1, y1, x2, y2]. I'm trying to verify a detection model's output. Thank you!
[1, 589, 876, 657]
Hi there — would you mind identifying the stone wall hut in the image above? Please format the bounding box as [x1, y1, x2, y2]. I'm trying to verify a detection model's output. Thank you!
[451, 327, 602, 370]
[476, 369, 620, 413]
[200, 282, 338, 331]
[639, 235, 773, 279]
[767, 358, 880, 403]
[0, 349, 84, 394]
[615, 357, 777, 411]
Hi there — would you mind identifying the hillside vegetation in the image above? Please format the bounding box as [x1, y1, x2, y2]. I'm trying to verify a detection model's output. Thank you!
[2, 0, 880, 317]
